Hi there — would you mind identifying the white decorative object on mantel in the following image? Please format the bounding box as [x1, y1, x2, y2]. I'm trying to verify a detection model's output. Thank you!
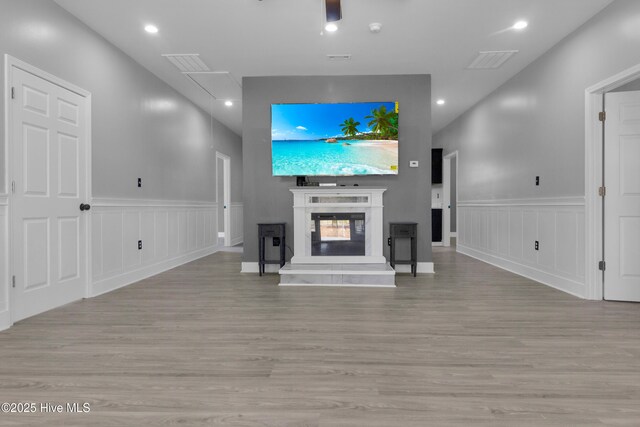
[289, 187, 387, 264]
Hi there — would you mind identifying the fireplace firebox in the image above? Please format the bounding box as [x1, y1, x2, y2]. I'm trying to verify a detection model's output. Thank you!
[311, 213, 365, 256]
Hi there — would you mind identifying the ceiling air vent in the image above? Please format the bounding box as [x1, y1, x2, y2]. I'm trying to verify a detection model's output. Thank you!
[467, 50, 518, 69]
[327, 54, 352, 61]
[162, 54, 210, 73]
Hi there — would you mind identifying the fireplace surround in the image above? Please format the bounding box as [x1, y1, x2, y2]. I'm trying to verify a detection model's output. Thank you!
[290, 187, 387, 264]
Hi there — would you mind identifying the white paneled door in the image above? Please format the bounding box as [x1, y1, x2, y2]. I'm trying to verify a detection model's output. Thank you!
[10, 64, 89, 321]
[604, 91, 640, 302]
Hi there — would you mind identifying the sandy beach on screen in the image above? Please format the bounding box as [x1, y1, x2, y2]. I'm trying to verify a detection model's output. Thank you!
[352, 139, 398, 154]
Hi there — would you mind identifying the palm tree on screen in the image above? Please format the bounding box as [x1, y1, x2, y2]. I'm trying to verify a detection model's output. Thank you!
[340, 117, 361, 137]
[365, 105, 398, 139]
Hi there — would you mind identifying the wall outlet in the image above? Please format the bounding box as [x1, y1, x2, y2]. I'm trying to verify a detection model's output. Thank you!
[409, 160, 419, 168]
[273, 237, 280, 247]
[138, 240, 143, 250]
[138, 178, 142, 188]
[535, 240, 539, 251]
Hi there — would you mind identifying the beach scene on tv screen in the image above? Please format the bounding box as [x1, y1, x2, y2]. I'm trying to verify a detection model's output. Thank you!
[271, 101, 399, 176]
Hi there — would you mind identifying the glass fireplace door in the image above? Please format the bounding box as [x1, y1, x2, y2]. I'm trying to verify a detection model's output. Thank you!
[311, 213, 365, 256]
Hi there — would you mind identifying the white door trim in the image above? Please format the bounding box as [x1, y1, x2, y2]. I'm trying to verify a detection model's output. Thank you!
[584, 62, 640, 301]
[215, 151, 231, 247]
[442, 150, 458, 247]
[4, 55, 92, 326]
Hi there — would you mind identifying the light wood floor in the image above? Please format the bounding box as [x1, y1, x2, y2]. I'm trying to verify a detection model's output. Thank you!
[1, 248, 639, 426]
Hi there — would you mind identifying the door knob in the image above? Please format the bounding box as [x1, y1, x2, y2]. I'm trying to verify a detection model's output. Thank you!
[79, 203, 91, 211]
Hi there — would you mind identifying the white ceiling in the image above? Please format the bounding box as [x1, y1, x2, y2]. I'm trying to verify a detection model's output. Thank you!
[54, 0, 613, 136]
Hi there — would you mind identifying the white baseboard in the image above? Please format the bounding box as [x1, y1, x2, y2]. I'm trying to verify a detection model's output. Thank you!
[92, 245, 220, 297]
[230, 236, 243, 246]
[393, 262, 435, 274]
[432, 242, 443, 247]
[241, 262, 280, 274]
[457, 245, 585, 298]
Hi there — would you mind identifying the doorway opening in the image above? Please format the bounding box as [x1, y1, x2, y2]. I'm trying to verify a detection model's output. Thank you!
[443, 151, 458, 248]
[585, 63, 640, 301]
[216, 152, 231, 247]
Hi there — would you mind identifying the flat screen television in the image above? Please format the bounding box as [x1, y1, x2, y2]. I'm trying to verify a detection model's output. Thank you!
[271, 101, 399, 176]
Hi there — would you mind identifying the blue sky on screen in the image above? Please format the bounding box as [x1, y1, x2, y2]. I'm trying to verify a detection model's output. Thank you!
[271, 102, 396, 141]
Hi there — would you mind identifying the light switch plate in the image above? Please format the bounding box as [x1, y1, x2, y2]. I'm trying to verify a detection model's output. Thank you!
[409, 160, 419, 168]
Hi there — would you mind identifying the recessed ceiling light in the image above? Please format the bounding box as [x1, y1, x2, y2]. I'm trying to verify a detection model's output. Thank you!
[513, 20, 528, 30]
[436, 99, 445, 105]
[325, 22, 338, 32]
[224, 100, 233, 107]
[144, 24, 159, 34]
[369, 23, 382, 33]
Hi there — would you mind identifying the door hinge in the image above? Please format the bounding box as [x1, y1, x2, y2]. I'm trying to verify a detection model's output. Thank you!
[12, 276, 15, 288]
[598, 186, 606, 197]
[11, 87, 15, 100]
[598, 111, 606, 122]
[11, 180, 15, 194]
[598, 261, 606, 271]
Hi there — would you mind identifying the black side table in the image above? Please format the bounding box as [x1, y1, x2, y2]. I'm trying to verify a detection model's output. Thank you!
[389, 222, 417, 277]
[258, 223, 286, 276]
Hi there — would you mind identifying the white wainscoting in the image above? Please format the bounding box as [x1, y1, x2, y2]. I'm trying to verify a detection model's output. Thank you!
[457, 197, 586, 298]
[0, 195, 9, 330]
[229, 202, 244, 246]
[91, 199, 220, 297]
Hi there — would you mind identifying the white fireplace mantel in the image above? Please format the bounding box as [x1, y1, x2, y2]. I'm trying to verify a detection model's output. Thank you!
[290, 187, 387, 264]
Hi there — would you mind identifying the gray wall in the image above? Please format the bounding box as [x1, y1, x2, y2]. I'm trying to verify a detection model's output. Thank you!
[0, 0, 242, 202]
[242, 75, 431, 263]
[433, 0, 640, 202]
